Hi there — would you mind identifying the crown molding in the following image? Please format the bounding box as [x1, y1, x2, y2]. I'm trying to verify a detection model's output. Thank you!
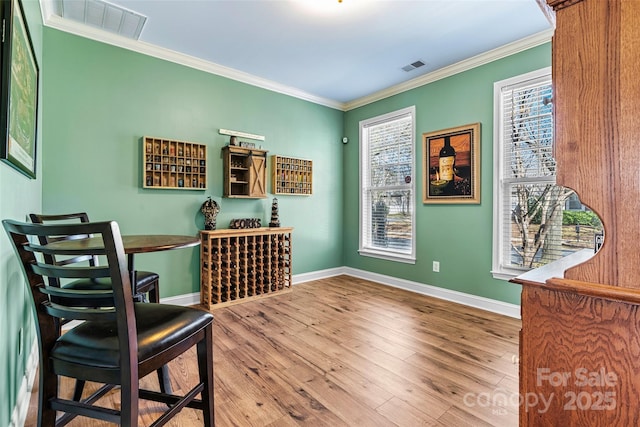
[344, 28, 554, 111]
[40, 0, 552, 113]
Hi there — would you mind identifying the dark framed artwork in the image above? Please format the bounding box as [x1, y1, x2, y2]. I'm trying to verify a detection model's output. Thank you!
[422, 123, 480, 204]
[0, 0, 39, 178]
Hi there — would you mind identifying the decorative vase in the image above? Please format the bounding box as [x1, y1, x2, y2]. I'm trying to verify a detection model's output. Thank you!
[201, 197, 220, 230]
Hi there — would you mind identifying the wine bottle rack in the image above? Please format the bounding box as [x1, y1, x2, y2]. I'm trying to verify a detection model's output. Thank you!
[200, 227, 293, 309]
[271, 155, 312, 195]
[143, 136, 207, 190]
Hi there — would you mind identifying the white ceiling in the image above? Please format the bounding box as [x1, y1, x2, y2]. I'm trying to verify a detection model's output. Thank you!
[43, 0, 553, 109]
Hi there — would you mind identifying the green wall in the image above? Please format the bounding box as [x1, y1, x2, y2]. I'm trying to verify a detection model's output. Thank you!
[342, 43, 552, 305]
[0, 1, 43, 425]
[41, 29, 344, 297]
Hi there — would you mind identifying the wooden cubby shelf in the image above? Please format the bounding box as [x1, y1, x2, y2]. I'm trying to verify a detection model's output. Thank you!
[143, 136, 207, 190]
[200, 227, 293, 309]
[271, 155, 313, 195]
[222, 145, 268, 198]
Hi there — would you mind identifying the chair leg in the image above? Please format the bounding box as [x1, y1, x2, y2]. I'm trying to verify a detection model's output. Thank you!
[148, 280, 160, 304]
[120, 369, 139, 427]
[197, 324, 215, 426]
[39, 364, 58, 427]
[158, 365, 172, 394]
[72, 380, 86, 401]
[146, 280, 172, 394]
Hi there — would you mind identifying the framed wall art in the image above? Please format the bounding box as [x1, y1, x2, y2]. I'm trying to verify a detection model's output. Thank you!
[0, 0, 39, 178]
[422, 123, 480, 204]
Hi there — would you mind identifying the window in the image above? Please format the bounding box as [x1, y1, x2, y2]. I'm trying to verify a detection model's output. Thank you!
[492, 68, 602, 280]
[359, 106, 416, 263]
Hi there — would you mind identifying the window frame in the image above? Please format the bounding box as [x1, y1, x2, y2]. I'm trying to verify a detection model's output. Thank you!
[492, 67, 553, 280]
[358, 106, 416, 264]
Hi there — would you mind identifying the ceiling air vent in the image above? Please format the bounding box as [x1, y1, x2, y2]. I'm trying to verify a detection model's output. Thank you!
[402, 60, 426, 72]
[58, 0, 147, 40]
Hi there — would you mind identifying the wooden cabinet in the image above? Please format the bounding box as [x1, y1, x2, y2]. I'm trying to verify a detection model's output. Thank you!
[271, 155, 313, 195]
[200, 227, 292, 309]
[143, 136, 207, 190]
[514, 1, 640, 425]
[222, 146, 267, 198]
[517, 278, 640, 425]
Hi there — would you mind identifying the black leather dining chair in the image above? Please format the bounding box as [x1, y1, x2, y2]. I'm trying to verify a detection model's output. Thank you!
[29, 212, 170, 399]
[29, 212, 161, 303]
[3, 219, 214, 426]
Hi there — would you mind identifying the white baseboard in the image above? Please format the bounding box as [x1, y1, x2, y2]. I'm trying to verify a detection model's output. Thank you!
[12, 339, 38, 427]
[62, 268, 520, 319]
[341, 267, 521, 319]
[158, 267, 350, 307]
[161, 291, 201, 306]
[165, 266, 520, 318]
[292, 267, 345, 284]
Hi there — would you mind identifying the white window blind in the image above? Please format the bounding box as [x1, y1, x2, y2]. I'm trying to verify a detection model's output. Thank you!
[493, 68, 601, 279]
[501, 73, 569, 268]
[359, 106, 415, 263]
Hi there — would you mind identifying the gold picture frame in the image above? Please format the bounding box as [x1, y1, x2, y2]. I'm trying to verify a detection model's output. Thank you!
[422, 123, 480, 204]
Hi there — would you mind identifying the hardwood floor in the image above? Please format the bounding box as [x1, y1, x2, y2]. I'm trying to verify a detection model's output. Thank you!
[25, 275, 521, 426]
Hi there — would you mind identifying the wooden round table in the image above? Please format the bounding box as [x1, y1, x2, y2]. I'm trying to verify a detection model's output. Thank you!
[45, 234, 200, 271]
[118, 235, 200, 272]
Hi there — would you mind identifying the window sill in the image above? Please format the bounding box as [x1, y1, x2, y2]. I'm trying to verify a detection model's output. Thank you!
[491, 270, 522, 281]
[492, 248, 595, 283]
[359, 248, 416, 264]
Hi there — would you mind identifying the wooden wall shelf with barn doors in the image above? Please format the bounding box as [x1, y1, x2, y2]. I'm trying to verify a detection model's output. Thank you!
[222, 145, 267, 198]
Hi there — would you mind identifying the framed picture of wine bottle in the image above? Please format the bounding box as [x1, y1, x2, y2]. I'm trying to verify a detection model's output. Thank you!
[422, 123, 480, 204]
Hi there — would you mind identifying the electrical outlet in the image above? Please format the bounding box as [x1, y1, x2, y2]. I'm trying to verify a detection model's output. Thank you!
[433, 261, 440, 272]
